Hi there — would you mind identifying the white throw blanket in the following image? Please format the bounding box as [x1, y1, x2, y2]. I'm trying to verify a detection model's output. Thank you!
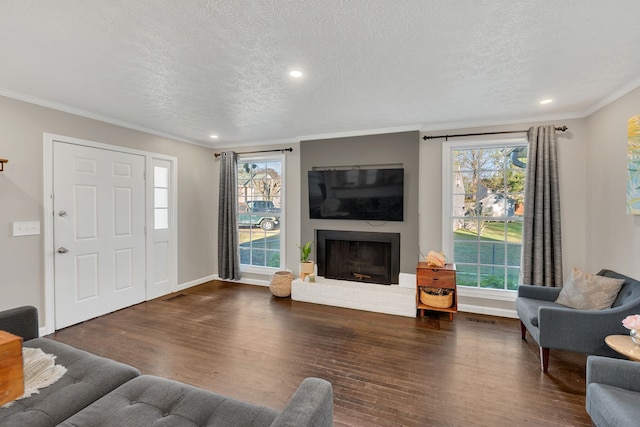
[1, 347, 67, 408]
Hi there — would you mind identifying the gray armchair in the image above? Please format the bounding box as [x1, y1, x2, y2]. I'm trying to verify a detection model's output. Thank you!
[516, 269, 640, 372]
[586, 355, 640, 427]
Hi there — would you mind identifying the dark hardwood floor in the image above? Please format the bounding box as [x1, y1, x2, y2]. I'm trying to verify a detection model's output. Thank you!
[48, 281, 592, 426]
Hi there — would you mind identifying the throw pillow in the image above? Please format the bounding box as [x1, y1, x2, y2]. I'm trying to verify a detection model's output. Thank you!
[555, 267, 625, 310]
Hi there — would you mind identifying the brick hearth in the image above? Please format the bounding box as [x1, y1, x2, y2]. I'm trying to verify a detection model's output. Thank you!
[291, 276, 415, 317]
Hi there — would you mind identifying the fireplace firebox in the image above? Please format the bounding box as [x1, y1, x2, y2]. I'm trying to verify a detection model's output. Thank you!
[316, 230, 400, 285]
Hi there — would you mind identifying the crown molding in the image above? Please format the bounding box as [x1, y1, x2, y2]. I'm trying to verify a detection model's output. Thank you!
[298, 125, 421, 142]
[5, 74, 640, 150]
[419, 112, 584, 134]
[582, 76, 640, 117]
[0, 88, 204, 146]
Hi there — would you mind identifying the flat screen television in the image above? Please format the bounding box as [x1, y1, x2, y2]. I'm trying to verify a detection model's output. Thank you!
[308, 168, 404, 221]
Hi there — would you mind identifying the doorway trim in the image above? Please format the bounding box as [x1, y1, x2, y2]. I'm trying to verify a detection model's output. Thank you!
[43, 133, 178, 334]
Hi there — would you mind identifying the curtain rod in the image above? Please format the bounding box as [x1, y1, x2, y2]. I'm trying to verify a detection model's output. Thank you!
[422, 126, 568, 141]
[214, 147, 293, 158]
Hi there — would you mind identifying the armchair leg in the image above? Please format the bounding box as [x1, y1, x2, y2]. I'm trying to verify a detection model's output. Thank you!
[540, 347, 549, 373]
[520, 320, 527, 340]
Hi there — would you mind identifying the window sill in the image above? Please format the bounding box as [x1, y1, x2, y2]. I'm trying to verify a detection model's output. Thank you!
[240, 265, 283, 276]
[456, 286, 517, 302]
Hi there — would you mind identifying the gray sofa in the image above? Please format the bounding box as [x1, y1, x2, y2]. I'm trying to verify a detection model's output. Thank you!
[517, 269, 640, 372]
[586, 355, 640, 427]
[0, 306, 333, 427]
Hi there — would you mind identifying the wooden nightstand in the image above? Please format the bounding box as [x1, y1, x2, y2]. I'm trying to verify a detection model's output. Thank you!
[416, 262, 457, 321]
[0, 330, 24, 406]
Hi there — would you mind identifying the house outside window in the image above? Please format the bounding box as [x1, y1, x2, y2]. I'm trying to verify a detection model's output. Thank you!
[237, 155, 284, 270]
[442, 139, 527, 291]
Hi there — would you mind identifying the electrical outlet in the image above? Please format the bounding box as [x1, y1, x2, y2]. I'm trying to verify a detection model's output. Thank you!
[12, 221, 40, 236]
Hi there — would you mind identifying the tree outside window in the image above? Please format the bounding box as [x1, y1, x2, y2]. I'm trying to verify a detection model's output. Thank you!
[449, 144, 527, 290]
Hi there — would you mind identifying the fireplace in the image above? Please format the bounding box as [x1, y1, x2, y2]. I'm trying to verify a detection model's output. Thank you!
[316, 230, 400, 285]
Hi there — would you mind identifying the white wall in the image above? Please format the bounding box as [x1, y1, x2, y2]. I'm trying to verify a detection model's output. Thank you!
[419, 118, 589, 313]
[586, 86, 640, 278]
[0, 95, 217, 324]
[3, 84, 639, 324]
[211, 143, 301, 283]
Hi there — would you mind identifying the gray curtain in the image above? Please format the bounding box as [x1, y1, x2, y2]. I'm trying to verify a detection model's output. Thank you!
[521, 125, 563, 287]
[218, 151, 241, 280]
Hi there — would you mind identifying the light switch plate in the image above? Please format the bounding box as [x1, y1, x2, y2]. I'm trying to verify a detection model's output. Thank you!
[12, 221, 40, 236]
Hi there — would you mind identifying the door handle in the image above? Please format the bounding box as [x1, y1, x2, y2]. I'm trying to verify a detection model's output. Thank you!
[58, 210, 68, 217]
[57, 247, 69, 254]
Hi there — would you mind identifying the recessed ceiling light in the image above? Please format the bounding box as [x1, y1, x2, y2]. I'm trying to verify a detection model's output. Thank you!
[289, 70, 303, 78]
[210, 134, 219, 139]
[540, 99, 553, 105]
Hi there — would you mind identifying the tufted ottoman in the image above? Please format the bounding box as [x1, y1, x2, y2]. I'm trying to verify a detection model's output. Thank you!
[0, 338, 140, 427]
[59, 375, 333, 427]
[1, 306, 333, 427]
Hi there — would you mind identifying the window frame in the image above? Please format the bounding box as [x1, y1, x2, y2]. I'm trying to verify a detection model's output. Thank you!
[237, 152, 286, 274]
[153, 164, 170, 230]
[442, 137, 527, 300]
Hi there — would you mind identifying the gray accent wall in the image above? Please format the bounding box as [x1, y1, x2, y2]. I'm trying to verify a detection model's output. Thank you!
[300, 131, 420, 274]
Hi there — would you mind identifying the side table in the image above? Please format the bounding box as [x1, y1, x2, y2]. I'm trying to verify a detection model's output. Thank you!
[605, 335, 640, 361]
[416, 262, 457, 321]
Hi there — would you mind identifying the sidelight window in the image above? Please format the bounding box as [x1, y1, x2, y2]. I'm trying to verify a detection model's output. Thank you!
[153, 165, 170, 230]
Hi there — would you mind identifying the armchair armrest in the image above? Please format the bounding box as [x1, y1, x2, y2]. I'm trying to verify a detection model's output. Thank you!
[517, 285, 562, 302]
[0, 306, 39, 340]
[537, 304, 630, 352]
[587, 355, 640, 394]
[270, 377, 333, 427]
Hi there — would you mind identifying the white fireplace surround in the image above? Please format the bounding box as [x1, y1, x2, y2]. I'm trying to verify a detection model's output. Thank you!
[291, 274, 416, 317]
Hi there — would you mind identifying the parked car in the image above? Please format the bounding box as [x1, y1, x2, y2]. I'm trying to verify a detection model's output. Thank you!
[238, 200, 280, 230]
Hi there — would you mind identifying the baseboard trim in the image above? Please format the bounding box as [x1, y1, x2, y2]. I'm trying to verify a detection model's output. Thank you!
[177, 274, 217, 290]
[181, 274, 271, 288]
[185, 276, 519, 319]
[234, 277, 269, 287]
[458, 304, 518, 319]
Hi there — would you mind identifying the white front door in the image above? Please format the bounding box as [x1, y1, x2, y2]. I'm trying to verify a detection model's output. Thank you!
[53, 141, 146, 329]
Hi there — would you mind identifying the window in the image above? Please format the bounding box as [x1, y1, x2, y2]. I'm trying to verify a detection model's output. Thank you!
[237, 155, 284, 270]
[153, 165, 169, 230]
[443, 140, 527, 291]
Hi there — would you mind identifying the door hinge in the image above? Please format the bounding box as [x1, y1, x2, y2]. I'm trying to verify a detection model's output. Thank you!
[143, 171, 147, 180]
[144, 225, 147, 235]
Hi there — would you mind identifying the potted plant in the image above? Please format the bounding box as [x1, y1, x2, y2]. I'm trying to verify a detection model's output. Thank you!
[298, 240, 314, 277]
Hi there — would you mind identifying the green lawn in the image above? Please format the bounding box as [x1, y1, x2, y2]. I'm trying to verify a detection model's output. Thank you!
[453, 221, 522, 290]
[239, 230, 280, 267]
[454, 220, 522, 242]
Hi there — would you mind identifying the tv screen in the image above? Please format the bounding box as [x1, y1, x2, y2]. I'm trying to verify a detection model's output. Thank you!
[308, 168, 404, 221]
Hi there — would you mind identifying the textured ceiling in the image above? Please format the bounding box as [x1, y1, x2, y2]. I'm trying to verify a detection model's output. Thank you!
[1, 1, 640, 146]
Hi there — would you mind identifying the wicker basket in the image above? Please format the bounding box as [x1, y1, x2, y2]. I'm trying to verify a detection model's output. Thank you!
[269, 271, 293, 297]
[419, 287, 453, 308]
